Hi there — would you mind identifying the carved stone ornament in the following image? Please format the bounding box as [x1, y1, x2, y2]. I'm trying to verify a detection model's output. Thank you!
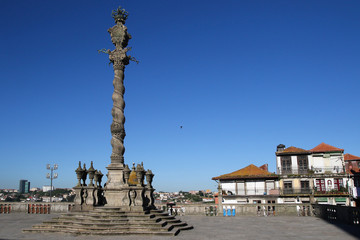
[75, 161, 83, 187]
[87, 161, 96, 187]
[111, 6, 129, 24]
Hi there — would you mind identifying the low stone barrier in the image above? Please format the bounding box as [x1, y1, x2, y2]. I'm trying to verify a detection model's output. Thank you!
[222, 203, 312, 216]
[0, 204, 12, 214]
[155, 203, 313, 216]
[0, 202, 313, 217]
[0, 202, 74, 214]
[27, 204, 51, 214]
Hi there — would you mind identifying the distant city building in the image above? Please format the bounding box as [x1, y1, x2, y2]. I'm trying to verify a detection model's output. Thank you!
[42, 196, 63, 202]
[0, 189, 18, 193]
[43, 185, 55, 192]
[19, 179, 30, 194]
[189, 190, 199, 195]
[30, 187, 40, 192]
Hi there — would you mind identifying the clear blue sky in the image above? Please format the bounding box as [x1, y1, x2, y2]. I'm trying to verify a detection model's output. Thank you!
[1, 0, 359, 192]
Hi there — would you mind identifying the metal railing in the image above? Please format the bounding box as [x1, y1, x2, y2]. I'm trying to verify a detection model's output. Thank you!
[280, 187, 349, 196]
[314, 186, 348, 194]
[281, 188, 312, 195]
[223, 188, 280, 196]
[278, 166, 345, 175]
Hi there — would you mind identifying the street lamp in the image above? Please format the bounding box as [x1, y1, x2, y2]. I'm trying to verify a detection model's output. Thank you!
[46, 164, 58, 202]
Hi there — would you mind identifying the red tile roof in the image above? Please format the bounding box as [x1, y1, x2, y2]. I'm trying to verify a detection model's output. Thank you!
[310, 142, 344, 153]
[344, 153, 360, 161]
[212, 164, 277, 180]
[277, 146, 310, 155]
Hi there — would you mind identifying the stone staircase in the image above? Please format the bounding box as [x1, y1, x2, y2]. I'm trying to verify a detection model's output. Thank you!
[23, 207, 193, 236]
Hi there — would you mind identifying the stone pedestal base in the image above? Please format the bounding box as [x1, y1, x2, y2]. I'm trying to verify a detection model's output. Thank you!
[104, 185, 155, 210]
[103, 188, 128, 207]
[104, 164, 126, 206]
[72, 185, 105, 212]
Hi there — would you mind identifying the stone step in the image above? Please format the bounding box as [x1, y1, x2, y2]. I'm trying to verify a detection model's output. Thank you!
[31, 224, 171, 232]
[172, 225, 194, 236]
[93, 207, 121, 211]
[54, 216, 161, 225]
[23, 228, 176, 236]
[162, 218, 181, 224]
[24, 209, 193, 236]
[150, 212, 170, 217]
[152, 215, 176, 221]
[40, 220, 168, 228]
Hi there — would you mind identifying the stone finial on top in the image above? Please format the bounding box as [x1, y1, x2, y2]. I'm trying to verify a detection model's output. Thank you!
[112, 6, 129, 24]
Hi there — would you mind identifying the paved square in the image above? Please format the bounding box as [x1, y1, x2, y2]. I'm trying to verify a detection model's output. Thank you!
[0, 213, 359, 240]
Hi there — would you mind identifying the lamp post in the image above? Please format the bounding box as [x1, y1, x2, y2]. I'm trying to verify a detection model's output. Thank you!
[46, 164, 58, 202]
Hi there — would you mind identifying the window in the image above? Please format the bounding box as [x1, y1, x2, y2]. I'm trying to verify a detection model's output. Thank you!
[334, 178, 343, 191]
[297, 155, 308, 174]
[358, 161, 360, 169]
[283, 181, 292, 194]
[301, 181, 310, 189]
[316, 179, 325, 192]
[300, 181, 310, 193]
[281, 156, 292, 174]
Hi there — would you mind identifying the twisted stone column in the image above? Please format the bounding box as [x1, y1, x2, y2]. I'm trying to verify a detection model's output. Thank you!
[109, 49, 129, 165]
[108, 16, 131, 166]
[104, 7, 132, 206]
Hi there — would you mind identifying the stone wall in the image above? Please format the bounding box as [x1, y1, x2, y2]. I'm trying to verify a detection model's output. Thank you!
[1, 202, 312, 216]
[0, 202, 74, 214]
[155, 203, 313, 216]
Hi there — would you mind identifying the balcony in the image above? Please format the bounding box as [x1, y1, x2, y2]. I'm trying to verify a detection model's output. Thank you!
[223, 188, 280, 196]
[314, 186, 348, 196]
[278, 166, 345, 176]
[281, 188, 312, 195]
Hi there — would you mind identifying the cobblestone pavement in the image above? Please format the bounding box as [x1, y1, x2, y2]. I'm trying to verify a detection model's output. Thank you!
[1, 213, 360, 240]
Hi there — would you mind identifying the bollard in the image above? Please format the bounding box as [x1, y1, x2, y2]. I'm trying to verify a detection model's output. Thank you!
[223, 206, 226, 216]
[232, 206, 235, 216]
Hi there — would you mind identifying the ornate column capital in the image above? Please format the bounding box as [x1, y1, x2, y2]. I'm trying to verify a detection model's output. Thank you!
[109, 49, 130, 70]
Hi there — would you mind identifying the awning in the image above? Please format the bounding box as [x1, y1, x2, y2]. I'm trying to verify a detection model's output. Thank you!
[316, 197, 328, 202]
[335, 197, 347, 202]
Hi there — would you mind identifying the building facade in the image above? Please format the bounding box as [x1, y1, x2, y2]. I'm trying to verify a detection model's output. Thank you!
[212, 164, 279, 206]
[19, 179, 30, 194]
[276, 143, 351, 206]
[344, 153, 360, 206]
[212, 142, 356, 212]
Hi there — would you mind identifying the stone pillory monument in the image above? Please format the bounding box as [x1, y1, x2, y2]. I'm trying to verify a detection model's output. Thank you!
[24, 7, 192, 236]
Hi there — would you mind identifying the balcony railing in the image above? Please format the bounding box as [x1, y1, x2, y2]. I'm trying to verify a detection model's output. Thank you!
[314, 186, 348, 195]
[278, 166, 345, 175]
[280, 187, 349, 196]
[223, 188, 280, 196]
[222, 186, 349, 196]
[281, 188, 312, 195]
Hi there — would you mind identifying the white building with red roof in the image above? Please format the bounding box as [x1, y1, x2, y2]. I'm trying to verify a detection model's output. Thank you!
[276, 143, 352, 206]
[212, 164, 279, 206]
